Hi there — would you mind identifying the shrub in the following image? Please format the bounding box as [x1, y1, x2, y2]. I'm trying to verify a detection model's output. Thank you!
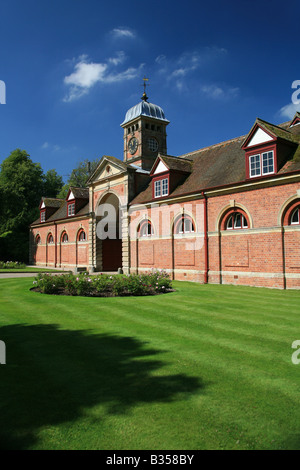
[34, 273, 65, 294]
[0, 261, 26, 269]
[33, 270, 173, 297]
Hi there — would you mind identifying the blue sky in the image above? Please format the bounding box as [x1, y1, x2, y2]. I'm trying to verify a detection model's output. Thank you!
[0, 0, 300, 182]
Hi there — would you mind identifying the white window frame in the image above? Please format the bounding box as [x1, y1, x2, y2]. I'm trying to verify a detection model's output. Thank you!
[154, 178, 168, 198]
[40, 211, 45, 222]
[249, 150, 274, 178]
[68, 203, 75, 216]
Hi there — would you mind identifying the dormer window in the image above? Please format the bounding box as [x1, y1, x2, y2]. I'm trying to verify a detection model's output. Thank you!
[154, 177, 168, 198]
[249, 150, 274, 178]
[40, 210, 46, 223]
[68, 203, 75, 216]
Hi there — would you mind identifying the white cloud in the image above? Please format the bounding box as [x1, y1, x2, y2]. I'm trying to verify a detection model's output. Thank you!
[279, 102, 300, 119]
[111, 27, 135, 39]
[156, 48, 228, 92]
[41, 142, 49, 149]
[63, 54, 143, 102]
[201, 84, 239, 100]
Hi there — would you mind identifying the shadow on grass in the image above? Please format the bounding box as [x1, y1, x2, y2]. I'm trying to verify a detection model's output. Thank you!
[0, 324, 204, 449]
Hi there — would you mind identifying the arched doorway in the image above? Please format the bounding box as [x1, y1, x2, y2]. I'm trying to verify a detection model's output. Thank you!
[96, 192, 123, 272]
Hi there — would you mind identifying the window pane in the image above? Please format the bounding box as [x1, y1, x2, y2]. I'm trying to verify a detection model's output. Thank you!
[227, 216, 233, 229]
[262, 151, 274, 174]
[242, 215, 248, 228]
[162, 178, 168, 196]
[154, 180, 161, 197]
[250, 154, 261, 177]
[234, 213, 242, 228]
[291, 208, 299, 224]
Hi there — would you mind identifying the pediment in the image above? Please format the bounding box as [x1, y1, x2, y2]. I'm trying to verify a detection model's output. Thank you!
[245, 127, 274, 148]
[87, 156, 128, 184]
[153, 160, 168, 174]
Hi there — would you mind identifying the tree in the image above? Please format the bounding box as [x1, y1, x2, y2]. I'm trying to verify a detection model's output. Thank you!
[43, 169, 64, 198]
[57, 158, 100, 199]
[0, 149, 44, 261]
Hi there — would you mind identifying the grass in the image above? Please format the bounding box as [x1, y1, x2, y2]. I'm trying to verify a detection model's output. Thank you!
[0, 267, 71, 273]
[0, 277, 300, 450]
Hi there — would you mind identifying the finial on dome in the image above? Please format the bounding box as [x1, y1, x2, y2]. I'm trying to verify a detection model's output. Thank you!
[141, 76, 149, 102]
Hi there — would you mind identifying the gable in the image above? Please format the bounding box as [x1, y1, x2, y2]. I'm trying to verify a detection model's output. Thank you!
[68, 190, 75, 200]
[40, 201, 45, 209]
[87, 156, 128, 185]
[290, 115, 300, 127]
[246, 127, 274, 147]
[153, 160, 168, 174]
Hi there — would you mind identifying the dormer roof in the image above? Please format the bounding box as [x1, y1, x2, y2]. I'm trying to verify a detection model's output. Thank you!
[150, 154, 193, 176]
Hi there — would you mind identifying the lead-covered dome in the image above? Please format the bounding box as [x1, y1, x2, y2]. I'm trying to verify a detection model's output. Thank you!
[121, 96, 169, 126]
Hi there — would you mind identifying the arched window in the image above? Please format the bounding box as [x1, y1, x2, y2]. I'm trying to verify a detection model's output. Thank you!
[138, 220, 154, 237]
[174, 215, 195, 234]
[35, 235, 41, 245]
[61, 232, 68, 243]
[290, 206, 300, 225]
[47, 233, 54, 244]
[226, 212, 248, 230]
[78, 230, 86, 241]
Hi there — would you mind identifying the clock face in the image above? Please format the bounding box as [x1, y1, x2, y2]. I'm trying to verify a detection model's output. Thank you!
[128, 137, 138, 155]
[148, 137, 158, 152]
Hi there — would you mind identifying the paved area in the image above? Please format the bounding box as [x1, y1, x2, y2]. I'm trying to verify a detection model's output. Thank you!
[0, 273, 40, 279]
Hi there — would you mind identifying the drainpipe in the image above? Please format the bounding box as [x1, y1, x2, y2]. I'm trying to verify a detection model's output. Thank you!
[54, 222, 57, 268]
[202, 191, 208, 284]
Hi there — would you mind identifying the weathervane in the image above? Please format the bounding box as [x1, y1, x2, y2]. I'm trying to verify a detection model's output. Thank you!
[141, 76, 149, 101]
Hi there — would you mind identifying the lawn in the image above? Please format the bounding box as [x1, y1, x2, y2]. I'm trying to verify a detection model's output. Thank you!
[0, 277, 299, 450]
[0, 267, 70, 273]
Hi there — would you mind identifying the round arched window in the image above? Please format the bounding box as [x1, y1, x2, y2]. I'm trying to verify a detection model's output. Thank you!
[226, 212, 248, 230]
[138, 220, 153, 237]
[35, 235, 41, 245]
[48, 234, 54, 244]
[174, 215, 195, 234]
[78, 230, 86, 241]
[61, 232, 68, 243]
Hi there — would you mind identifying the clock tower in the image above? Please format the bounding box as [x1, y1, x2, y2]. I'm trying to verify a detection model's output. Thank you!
[120, 86, 170, 171]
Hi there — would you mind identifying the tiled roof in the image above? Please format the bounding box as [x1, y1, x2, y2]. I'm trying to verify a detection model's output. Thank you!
[158, 155, 193, 173]
[69, 187, 89, 199]
[130, 117, 300, 205]
[31, 201, 90, 226]
[41, 197, 64, 208]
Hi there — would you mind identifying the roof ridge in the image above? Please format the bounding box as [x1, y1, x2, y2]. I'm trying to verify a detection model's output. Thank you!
[256, 117, 292, 133]
[179, 135, 246, 158]
[160, 153, 193, 162]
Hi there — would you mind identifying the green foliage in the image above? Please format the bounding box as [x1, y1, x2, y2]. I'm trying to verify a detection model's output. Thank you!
[43, 169, 64, 198]
[57, 158, 100, 199]
[0, 260, 26, 269]
[0, 149, 45, 261]
[33, 271, 173, 297]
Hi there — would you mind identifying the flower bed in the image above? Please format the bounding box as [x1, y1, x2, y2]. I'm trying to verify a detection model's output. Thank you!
[31, 271, 173, 297]
[0, 261, 26, 269]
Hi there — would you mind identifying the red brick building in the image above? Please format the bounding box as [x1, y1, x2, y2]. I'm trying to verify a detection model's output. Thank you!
[30, 93, 300, 289]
